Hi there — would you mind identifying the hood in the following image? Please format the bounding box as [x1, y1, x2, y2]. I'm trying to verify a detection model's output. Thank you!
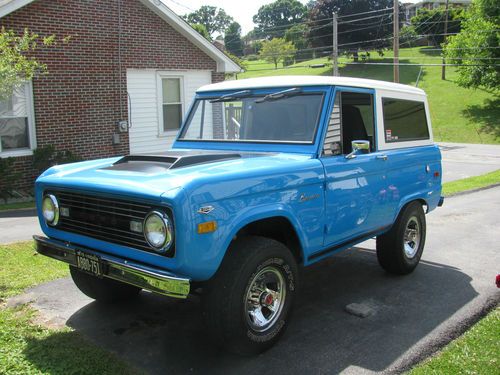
[36, 149, 315, 200]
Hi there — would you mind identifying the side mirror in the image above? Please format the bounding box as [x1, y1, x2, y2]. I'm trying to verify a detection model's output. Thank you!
[345, 140, 370, 159]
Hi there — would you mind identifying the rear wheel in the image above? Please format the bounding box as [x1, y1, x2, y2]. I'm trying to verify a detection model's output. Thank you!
[202, 236, 298, 355]
[376, 201, 426, 275]
[69, 266, 141, 302]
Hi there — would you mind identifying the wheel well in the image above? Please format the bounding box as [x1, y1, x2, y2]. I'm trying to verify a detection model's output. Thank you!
[236, 217, 303, 263]
[414, 198, 428, 213]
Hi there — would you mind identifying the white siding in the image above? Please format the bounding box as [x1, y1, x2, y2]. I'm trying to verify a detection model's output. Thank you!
[127, 69, 212, 154]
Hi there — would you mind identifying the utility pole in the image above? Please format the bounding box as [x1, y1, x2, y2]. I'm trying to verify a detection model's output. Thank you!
[333, 12, 339, 76]
[393, 0, 399, 83]
[441, 0, 450, 80]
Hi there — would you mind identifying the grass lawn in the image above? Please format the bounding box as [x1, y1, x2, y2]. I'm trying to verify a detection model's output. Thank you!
[238, 47, 500, 145]
[0, 242, 137, 374]
[410, 308, 499, 374]
[442, 169, 500, 196]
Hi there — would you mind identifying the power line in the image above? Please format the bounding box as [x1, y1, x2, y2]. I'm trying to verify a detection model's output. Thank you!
[243, 61, 500, 73]
[339, 12, 397, 24]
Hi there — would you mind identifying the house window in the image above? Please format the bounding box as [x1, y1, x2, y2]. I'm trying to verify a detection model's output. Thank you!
[161, 77, 183, 133]
[0, 83, 36, 156]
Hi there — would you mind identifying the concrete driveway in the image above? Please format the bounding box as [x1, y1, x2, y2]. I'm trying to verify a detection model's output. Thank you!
[8, 187, 500, 374]
[1, 142, 499, 245]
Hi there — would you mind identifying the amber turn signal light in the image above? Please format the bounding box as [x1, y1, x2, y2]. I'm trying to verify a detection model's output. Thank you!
[198, 221, 217, 234]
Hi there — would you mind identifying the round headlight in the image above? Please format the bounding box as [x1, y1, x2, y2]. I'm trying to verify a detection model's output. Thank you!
[42, 194, 59, 225]
[144, 211, 173, 252]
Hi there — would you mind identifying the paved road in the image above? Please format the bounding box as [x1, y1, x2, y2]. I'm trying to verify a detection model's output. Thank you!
[439, 142, 500, 183]
[0, 209, 42, 244]
[9, 187, 500, 374]
[1, 143, 499, 245]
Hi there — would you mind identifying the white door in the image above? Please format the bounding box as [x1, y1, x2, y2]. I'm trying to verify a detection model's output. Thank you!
[126, 69, 212, 154]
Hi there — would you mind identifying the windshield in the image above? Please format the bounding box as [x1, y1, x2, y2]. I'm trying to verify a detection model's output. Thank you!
[178, 92, 324, 144]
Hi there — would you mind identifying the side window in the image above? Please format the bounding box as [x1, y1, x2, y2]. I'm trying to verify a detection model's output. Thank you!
[323, 91, 375, 156]
[160, 77, 183, 133]
[382, 98, 429, 143]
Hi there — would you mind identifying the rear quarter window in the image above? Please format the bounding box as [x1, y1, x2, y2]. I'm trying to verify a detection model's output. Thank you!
[382, 98, 429, 143]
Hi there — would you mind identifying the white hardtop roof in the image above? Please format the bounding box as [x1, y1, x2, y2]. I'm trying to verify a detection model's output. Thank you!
[197, 75, 426, 96]
[0, 0, 241, 73]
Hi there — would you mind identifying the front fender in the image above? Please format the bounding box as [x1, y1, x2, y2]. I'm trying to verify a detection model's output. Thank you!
[220, 204, 308, 262]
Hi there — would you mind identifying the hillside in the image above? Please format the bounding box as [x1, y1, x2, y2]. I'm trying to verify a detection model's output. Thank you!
[236, 47, 499, 145]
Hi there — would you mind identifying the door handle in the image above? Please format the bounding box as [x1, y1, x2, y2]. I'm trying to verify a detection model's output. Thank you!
[376, 154, 388, 161]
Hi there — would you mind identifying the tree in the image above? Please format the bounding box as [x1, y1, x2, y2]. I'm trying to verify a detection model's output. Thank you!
[444, 0, 500, 90]
[225, 22, 244, 56]
[0, 27, 58, 101]
[253, 0, 308, 39]
[411, 7, 465, 46]
[259, 38, 297, 68]
[284, 24, 312, 61]
[190, 23, 210, 40]
[399, 25, 419, 48]
[307, 0, 398, 57]
[184, 6, 233, 37]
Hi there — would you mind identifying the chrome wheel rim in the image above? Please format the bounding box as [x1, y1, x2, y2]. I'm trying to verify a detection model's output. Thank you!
[245, 266, 286, 332]
[404, 216, 421, 258]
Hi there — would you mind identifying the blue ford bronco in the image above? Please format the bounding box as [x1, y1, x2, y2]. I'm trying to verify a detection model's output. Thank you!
[34, 76, 443, 354]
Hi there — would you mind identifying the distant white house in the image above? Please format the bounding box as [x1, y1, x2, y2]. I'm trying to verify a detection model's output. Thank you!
[404, 0, 472, 22]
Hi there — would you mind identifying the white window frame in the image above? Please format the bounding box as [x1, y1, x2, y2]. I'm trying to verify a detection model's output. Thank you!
[156, 73, 185, 137]
[376, 89, 434, 151]
[0, 81, 37, 157]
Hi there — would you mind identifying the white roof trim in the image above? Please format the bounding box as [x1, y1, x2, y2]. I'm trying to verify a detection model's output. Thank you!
[0, 0, 35, 18]
[0, 0, 241, 73]
[197, 76, 427, 96]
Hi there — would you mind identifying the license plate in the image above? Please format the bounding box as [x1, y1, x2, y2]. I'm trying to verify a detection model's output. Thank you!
[76, 250, 102, 277]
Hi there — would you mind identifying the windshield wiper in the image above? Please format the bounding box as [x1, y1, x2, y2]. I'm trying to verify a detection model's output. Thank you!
[255, 87, 302, 103]
[209, 90, 252, 103]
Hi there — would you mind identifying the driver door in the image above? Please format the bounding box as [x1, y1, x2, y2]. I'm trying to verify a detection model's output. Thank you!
[320, 89, 391, 248]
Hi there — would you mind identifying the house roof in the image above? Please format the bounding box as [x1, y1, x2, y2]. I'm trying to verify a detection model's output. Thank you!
[405, 0, 472, 8]
[197, 76, 426, 96]
[0, 0, 241, 73]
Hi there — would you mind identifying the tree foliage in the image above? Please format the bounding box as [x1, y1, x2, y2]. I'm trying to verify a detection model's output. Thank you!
[224, 22, 244, 56]
[184, 6, 233, 37]
[411, 7, 465, 46]
[253, 0, 308, 39]
[444, 0, 500, 90]
[0, 27, 59, 101]
[190, 23, 210, 40]
[259, 38, 297, 68]
[307, 0, 398, 55]
[284, 24, 312, 61]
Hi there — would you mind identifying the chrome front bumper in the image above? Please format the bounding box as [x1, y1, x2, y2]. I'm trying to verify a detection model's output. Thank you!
[33, 235, 190, 299]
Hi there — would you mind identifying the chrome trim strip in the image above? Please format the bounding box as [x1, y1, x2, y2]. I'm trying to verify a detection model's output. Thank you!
[33, 235, 190, 299]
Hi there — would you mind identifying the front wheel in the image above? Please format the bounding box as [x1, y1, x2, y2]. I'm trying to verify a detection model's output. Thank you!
[202, 236, 298, 355]
[376, 201, 426, 275]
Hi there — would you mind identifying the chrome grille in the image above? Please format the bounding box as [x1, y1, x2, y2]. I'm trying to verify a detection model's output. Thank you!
[54, 191, 163, 253]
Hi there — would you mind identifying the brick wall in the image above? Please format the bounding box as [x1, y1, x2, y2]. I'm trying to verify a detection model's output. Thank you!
[0, 0, 224, 191]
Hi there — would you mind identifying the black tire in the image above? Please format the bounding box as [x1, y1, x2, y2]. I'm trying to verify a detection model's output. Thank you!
[69, 266, 141, 303]
[376, 201, 426, 275]
[202, 236, 298, 355]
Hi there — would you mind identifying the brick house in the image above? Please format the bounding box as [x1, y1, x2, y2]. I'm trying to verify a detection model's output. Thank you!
[0, 0, 240, 191]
